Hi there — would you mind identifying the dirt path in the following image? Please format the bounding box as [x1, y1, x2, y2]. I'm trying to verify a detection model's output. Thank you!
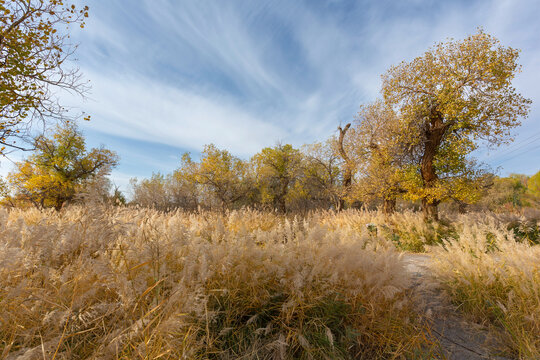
[402, 254, 512, 360]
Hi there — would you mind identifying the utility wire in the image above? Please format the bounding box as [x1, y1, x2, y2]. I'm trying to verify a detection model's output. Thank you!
[489, 136, 540, 160]
[492, 143, 540, 166]
[484, 129, 540, 162]
[507, 130, 540, 148]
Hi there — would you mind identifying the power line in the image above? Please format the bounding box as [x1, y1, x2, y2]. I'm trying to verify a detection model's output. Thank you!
[508, 130, 540, 147]
[489, 136, 540, 160]
[484, 128, 540, 161]
[492, 143, 540, 166]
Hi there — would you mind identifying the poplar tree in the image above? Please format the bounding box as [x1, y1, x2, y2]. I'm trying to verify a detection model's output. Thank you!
[382, 30, 531, 220]
[7, 124, 117, 210]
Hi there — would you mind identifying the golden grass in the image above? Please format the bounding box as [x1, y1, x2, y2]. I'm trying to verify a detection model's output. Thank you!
[0, 207, 435, 359]
[2, 206, 538, 359]
[429, 214, 540, 359]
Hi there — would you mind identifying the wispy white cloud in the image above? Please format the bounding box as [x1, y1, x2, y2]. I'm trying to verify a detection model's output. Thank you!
[143, 1, 286, 95]
[80, 69, 285, 157]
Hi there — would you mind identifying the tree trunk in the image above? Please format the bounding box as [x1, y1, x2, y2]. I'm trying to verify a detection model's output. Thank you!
[457, 200, 468, 214]
[422, 198, 439, 221]
[277, 177, 289, 213]
[337, 198, 345, 212]
[54, 199, 64, 211]
[334, 197, 343, 212]
[420, 108, 447, 221]
[383, 197, 396, 215]
[337, 124, 353, 211]
[277, 196, 286, 213]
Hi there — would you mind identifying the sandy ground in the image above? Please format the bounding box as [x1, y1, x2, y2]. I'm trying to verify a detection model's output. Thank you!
[403, 253, 512, 360]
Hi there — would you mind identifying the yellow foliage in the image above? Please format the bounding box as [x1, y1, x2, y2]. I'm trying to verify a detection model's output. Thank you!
[6, 124, 118, 209]
[0, 0, 90, 153]
[381, 30, 531, 214]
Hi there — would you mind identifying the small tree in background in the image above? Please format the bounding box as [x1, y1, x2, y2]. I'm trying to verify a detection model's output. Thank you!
[7, 124, 118, 210]
[253, 144, 303, 212]
[351, 100, 409, 215]
[130, 173, 170, 210]
[382, 30, 531, 220]
[476, 174, 531, 211]
[301, 140, 342, 210]
[167, 153, 199, 210]
[195, 144, 249, 210]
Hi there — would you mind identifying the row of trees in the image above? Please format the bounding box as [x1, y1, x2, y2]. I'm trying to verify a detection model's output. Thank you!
[2, 124, 537, 214]
[129, 140, 540, 216]
[131, 143, 341, 213]
[477, 173, 540, 211]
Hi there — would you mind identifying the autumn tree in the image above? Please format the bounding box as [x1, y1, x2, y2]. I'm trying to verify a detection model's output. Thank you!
[7, 124, 117, 209]
[77, 172, 124, 205]
[253, 144, 303, 212]
[475, 174, 529, 211]
[130, 173, 170, 210]
[352, 100, 409, 215]
[129, 154, 200, 211]
[382, 30, 531, 220]
[0, 0, 89, 154]
[168, 153, 199, 210]
[195, 144, 249, 210]
[300, 140, 342, 210]
[527, 170, 540, 198]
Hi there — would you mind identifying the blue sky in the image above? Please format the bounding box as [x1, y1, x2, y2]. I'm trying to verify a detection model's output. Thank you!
[1, 0, 540, 193]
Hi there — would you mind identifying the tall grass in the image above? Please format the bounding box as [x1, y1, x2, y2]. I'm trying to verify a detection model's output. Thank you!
[0, 207, 433, 359]
[429, 215, 540, 359]
[2, 206, 537, 359]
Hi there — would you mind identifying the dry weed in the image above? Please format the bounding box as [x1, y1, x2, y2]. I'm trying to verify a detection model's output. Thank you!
[429, 218, 540, 359]
[0, 206, 434, 359]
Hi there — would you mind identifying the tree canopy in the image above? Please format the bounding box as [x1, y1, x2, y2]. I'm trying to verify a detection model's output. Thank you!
[0, 0, 89, 154]
[253, 144, 304, 212]
[351, 100, 409, 214]
[6, 124, 117, 209]
[195, 144, 250, 210]
[382, 30, 531, 220]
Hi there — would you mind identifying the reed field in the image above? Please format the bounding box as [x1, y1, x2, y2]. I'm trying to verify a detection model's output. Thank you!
[429, 214, 540, 359]
[0, 206, 538, 359]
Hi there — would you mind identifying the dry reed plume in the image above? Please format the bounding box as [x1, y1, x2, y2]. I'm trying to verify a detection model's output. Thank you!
[0, 207, 434, 359]
[429, 214, 540, 359]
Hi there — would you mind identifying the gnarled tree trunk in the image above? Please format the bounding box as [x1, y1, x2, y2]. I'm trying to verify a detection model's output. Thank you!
[383, 197, 396, 215]
[337, 123, 353, 211]
[420, 108, 448, 221]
